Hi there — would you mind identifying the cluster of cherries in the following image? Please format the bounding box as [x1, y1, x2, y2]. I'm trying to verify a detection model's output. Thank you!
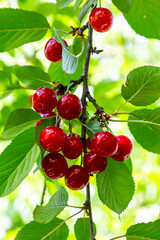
[44, 7, 113, 63]
[32, 87, 132, 191]
[32, 7, 131, 190]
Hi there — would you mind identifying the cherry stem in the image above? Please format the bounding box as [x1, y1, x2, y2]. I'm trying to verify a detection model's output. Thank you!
[40, 179, 46, 206]
[80, 22, 96, 240]
[109, 235, 126, 240]
[109, 119, 159, 127]
[41, 208, 83, 240]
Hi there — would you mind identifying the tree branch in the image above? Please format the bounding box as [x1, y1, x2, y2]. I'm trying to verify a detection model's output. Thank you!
[80, 22, 96, 240]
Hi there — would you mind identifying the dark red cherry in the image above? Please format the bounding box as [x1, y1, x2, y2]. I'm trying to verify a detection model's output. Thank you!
[40, 126, 67, 152]
[42, 153, 68, 179]
[44, 37, 68, 62]
[86, 137, 92, 151]
[35, 112, 61, 128]
[62, 136, 83, 160]
[92, 131, 118, 158]
[83, 151, 107, 174]
[89, 7, 113, 33]
[65, 165, 89, 190]
[32, 87, 57, 114]
[112, 135, 133, 161]
[57, 94, 82, 120]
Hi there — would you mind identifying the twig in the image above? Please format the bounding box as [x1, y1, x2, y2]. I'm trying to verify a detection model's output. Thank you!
[41, 208, 83, 240]
[40, 180, 46, 206]
[109, 235, 126, 240]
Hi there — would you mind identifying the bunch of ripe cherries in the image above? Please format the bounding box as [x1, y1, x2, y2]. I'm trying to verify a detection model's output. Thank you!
[32, 7, 132, 190]
[32, 86, 132, 191]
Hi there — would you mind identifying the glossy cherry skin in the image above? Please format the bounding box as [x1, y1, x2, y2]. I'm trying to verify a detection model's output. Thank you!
[42, 153, 68, 179]
[86, 137, 92, 151]
[83, 151, 107, 174]
[35, 112, 61, 128]
[62, 136, 83, 160]
[112, 135, 133, 161]
[32, 87, 57, 114]
[92, 131, 118, 158]
[57, 94, 82, 120]
[40, 126, 67, 152]
[44, 37, 68, 62]
[65, 165, 89, 190]
[89, 7, 113, 33]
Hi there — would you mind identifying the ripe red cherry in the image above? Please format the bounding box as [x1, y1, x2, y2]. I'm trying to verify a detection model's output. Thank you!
[44, 37, 68, 62]
[92, 131, 118, 158]
[112, 135, 133, 161]
[83, 151, 107, 174]
[40, 126, 67, 152]
[42, 153, 68, 179]
[57, 94, 82, 120]
[89, 7, 113, 33]
[65, 165, 89, 190]
[35, 112, 61, 128]
[62, 136, 83, 160]
[86, 137, 92, 151]
[32, 87, 57, 114]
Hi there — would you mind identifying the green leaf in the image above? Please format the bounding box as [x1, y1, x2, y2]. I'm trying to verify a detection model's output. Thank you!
[96, 158, 135, 215]
[78, 0, 97, 23]
[48, 60, 83, 86]
[121, 66, 160, 106]
[33, 187, 68, 224]
[126, 219, 160, 240]
[0, 71, 21, 100]
[74, 0, 83, 9]
[86, 120, 102, 140]
[0, 128, 40, 197]
[74, 218, 96, 240]
[0, 8, 50, 52]
[56, 0, 74, 8]
[124, 0, 160, 39]
[124, 157, 132, 173]
[112, 0, 131, 13]
[14, 66, 53, 89]
[128, 108, 160, 154]
[54, 28, 78, 74]
[15, 218, 69, 240]
[2, 109, 41, 139]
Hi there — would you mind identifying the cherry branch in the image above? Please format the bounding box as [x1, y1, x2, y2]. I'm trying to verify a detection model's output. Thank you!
[80, 22, 96, 240]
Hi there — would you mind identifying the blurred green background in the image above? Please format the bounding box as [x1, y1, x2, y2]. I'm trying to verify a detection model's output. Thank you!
[0, 0, 160, 239]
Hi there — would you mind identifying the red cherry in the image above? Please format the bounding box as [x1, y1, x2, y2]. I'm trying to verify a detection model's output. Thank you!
[65, 165, 89, 190]
[92, 131, 118, 158]
[57, 94, 82, 120]
[112, 135, 133, 161]
[42, 153, 68, 179]
[40, 126, 67, 152]
[35, 112, 61, 128]
[62, 136, 83, 160]
[83, 151, 107, 174]
[89, 7, 113, 33]
[44, 37, 68, 62]
[86, 137, 92, 151]
[32, 87, 57, 114]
